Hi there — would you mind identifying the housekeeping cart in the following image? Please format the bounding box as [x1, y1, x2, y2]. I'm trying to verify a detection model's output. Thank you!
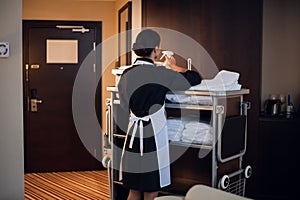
[102, 84, 252, 199]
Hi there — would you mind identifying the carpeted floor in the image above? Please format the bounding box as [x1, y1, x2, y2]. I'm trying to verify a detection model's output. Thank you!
[24, 170, 110, 200]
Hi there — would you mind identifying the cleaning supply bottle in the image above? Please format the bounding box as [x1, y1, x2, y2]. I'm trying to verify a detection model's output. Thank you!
[160, 50, 174, 60]
[159, 51, 174, 69]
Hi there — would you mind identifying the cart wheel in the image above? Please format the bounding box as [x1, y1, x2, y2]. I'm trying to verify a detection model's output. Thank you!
[244, 165, 252, 178]
[219, 175, 230, 190]
[102, 155, 111, 168]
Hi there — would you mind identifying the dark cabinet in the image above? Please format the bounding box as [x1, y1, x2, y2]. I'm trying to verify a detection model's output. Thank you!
[257, 116, 300, 199]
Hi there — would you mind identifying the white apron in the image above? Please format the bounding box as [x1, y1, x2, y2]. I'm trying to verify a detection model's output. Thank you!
[119, 104, 171, 188]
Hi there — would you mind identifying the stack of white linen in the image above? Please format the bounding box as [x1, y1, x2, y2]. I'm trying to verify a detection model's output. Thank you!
[189, 70, 241, 91]
[167, 117, 213, 145]
[167, 118, 185, 142]
[166, 94, 213, 105]
[166, 70, 241, 105]
[181, 121, 213, 145]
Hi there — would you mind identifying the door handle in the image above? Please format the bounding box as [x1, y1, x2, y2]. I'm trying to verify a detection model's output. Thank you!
[31, 99, 43, 112]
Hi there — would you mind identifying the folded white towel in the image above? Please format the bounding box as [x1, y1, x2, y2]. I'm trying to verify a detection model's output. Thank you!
[190, 70, 241, 91]
[166, 94, 213, 105]
[184, 120, 212, 130]
[181, 122, 213, 145]
[167, 117, 213, 145]
[166, 70, 241, 105]
[167, 118, 184, 141]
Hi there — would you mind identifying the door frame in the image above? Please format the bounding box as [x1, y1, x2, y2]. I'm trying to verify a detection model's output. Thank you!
[22, 20, 103, 172]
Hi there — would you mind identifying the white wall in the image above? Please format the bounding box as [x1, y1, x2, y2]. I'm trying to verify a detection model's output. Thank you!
[262, 0, 300, 111]
[0, 0, 24, 199]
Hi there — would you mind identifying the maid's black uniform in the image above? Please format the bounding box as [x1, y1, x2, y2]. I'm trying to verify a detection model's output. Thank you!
[118, 58, 201, 192]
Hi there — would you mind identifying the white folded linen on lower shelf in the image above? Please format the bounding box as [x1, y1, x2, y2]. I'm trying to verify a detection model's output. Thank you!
[167, 118, 185, 142]
[167, 118, 213, 145]
[181, 121, 213, 145]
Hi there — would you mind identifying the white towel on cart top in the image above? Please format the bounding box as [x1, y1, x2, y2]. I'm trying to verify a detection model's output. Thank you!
[166, 70, 241, 105]
[190, 70, 241, 91]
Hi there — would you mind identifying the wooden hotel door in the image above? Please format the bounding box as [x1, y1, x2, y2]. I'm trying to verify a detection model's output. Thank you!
[23, 20, 102, 172]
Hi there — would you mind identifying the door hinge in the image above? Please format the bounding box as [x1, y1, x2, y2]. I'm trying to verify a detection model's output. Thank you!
[93, 42, 96, 51]
[27, 96, 30, 112]
[25, 64, 29, 82]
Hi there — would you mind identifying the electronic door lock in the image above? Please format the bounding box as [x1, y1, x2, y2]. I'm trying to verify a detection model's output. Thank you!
[31, 99, 43, 112]
[0, 42, 9, 57]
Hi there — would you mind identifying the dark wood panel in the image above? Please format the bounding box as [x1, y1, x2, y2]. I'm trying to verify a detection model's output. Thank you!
[142, 0, 262, 197]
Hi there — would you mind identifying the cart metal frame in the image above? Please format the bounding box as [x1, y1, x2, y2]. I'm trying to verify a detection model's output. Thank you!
[102, 87, 251, 199]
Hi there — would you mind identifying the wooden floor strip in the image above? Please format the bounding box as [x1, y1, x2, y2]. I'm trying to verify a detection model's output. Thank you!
[24, 170, 110, 200]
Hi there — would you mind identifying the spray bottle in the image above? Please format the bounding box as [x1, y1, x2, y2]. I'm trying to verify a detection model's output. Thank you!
[159, 51, 174, 69]
[160, 50, 174, 60]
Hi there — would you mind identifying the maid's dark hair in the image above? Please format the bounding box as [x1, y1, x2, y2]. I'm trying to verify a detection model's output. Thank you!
[132, 29, 160, 57]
